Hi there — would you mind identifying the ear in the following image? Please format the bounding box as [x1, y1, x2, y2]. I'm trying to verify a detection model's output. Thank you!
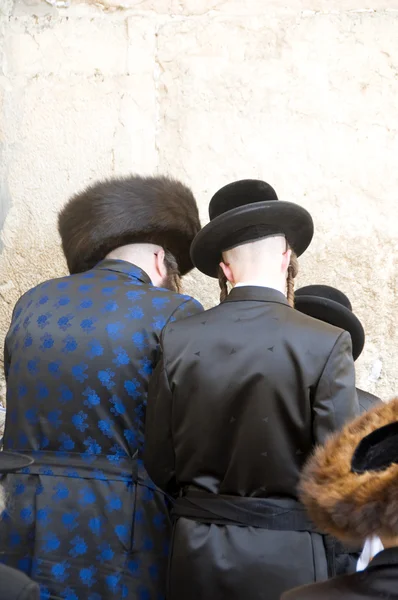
[154, 248, 167, 280]
[282, 247, 292, 274]
[220, 261, 235, 285]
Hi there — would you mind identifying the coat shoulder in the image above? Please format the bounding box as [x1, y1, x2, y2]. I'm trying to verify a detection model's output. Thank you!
[0, 564, 39, 600]
[291, 305, 344, 341]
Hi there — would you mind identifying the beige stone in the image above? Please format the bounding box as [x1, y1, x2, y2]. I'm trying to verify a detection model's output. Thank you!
[155, 12, 398, 397]
[39, 1, 398, 15]
[1, 1, 398, 412]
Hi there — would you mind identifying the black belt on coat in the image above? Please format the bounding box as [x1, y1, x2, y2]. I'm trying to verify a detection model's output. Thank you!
[172, 493, 318, 532]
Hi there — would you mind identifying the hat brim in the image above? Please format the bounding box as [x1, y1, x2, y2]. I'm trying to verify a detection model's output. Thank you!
[294, 296, 365, 361]
[190, 201, 314, 278]
[0, 451, 33, 474]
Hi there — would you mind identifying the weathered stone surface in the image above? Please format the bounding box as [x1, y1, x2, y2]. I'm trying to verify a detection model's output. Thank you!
[48, 1, 398, 14]
[1, 1, 398, 409]
[155, 11, 398, 398]
[4, 15, 155, 77]
[0, 66, 157, 403]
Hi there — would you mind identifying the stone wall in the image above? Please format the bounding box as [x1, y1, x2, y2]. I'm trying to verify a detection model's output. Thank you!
[1, 0, 398, 407]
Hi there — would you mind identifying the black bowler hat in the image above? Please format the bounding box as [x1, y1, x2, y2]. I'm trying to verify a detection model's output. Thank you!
[295, 285, 365, 361]
[0, 451, 33, 473]
[190, 179, 314, 278]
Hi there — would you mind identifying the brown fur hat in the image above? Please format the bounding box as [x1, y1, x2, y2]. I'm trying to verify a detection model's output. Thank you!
[300, 397, 398, 543]
[58, 175, 201, 275]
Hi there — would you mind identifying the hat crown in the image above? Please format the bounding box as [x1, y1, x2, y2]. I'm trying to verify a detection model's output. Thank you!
[351, 421, 398, 474]
[295, 285, 352, 312]
[209, 179, 279, 221]
[58, 175, 200, 276]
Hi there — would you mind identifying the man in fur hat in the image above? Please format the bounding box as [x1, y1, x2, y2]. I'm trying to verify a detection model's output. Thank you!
[295, 285, 380, 413]
[144, 179, 360, 600]
[283, 397, 398, 600]
[2, 175, 203, 599]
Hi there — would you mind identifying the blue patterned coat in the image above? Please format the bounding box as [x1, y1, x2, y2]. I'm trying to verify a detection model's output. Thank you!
[2, 259, 203, 600]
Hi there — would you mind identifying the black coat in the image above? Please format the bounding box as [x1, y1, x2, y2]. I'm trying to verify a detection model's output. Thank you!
[144, 286, 360, 600]
[282, 547, 398, 600]
[2, 259, 203, 599]
[357, 388, 381, 413]
[0, 563, 39, 600]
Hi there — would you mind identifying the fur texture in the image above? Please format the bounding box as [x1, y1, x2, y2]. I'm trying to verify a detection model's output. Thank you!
[300, 397, 398, 543]
[58, 175, 201, 275]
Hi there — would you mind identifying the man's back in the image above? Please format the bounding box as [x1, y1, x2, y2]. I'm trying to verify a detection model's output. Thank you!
[144, 285, 358, 600]
[156, 286, 357, 497]
[3, 258, 202, 599]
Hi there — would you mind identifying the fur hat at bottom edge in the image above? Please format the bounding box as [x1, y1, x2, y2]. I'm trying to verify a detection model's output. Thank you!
[58, 175, 201, 276]
[300, 397, 398, 543]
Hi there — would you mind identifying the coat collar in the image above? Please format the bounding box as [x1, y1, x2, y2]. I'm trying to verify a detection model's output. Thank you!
[94, 259, 152, 285]
[223, 285, 290, 307]
[368, 547, 398, 569]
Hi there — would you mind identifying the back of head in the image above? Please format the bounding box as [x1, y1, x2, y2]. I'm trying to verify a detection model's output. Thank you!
[223, 236, 287, 275]
[58, 175, 200, 276]
[219, 235, 298, 305]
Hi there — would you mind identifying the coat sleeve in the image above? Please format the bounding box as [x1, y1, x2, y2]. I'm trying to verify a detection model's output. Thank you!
[144, 298, 203, 493]
[313, 331, 359, 445]
[144, 347, 177, 496]
[165, 297, 204, 326]
[20, 581, 41, 600]
[3, 338, 10, 381]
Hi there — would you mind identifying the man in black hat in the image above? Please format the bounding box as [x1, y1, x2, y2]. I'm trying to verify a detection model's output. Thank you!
[0, 451, 39, 600]
[295, 285, 380, 413]
[144, 179, 360, 600]
[2, 175, 203, 599]
[283, 397, 398, 600]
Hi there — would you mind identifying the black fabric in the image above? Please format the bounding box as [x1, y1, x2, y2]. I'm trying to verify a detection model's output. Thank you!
[190, 179, 314, 278]
[352, 421, 398, 474]
[209, 179, 278, 219]
[295, 285, 352, 310]
[282, 547, 398, 600]
[357, 388, 381, 414]
[145, 285, 359, 600]
[295, 286, 365, 361]
[0, 563, 39, 600]
[221, 225, 285, 252]
[173, 494, 317, 531]
[0, 451, 33, 474]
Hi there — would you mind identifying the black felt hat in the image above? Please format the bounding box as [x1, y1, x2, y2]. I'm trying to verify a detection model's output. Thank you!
[190, 179, 314, 278]
[295, 285, 365, 361]
[352, 421, 398, 474]
[0, 451, 33, 473]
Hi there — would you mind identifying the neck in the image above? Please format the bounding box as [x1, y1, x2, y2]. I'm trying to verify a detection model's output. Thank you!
[106, 243, 161, 283]
[234, 274, 286, 295]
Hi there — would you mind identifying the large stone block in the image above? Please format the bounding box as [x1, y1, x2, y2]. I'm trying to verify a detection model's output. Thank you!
[4, 14, 155, 77]
[33, 1, 398, 15]
[155, 12, 398, 398]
